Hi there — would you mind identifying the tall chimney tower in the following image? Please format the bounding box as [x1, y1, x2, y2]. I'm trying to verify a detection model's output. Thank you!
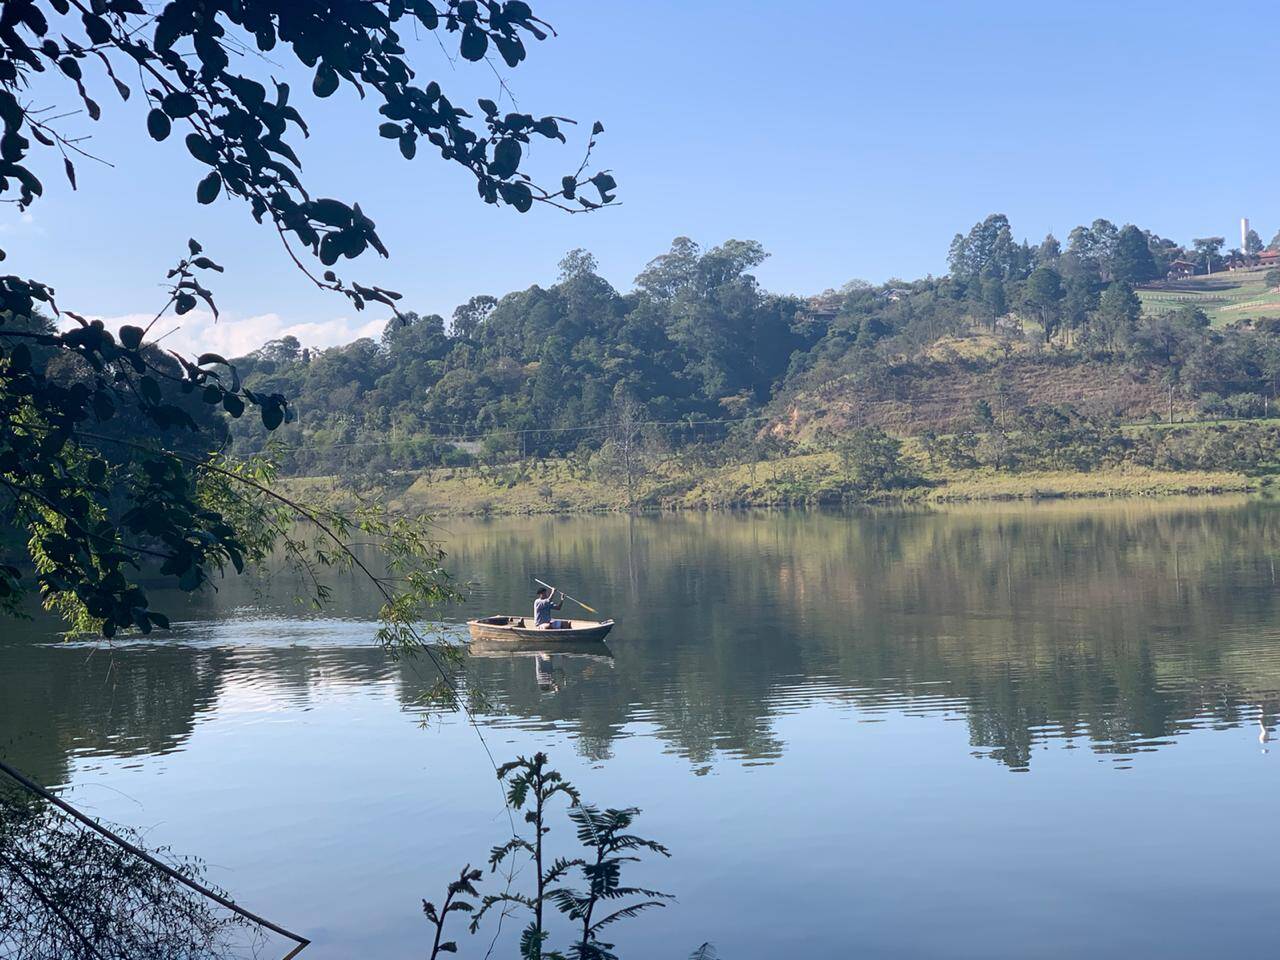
[1242, 217, 1250, 250]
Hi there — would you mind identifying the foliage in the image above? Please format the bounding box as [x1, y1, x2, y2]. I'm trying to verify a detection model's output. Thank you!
[0, 0, 609, 633]
[474, 752, 582, 958]
[424, 866, 483, 959]
[551, 805, 672, 960]
[0, 788, 256, 960]
[827, 427, 914, 493]
[591, 398, 661, 512]
[226, 237, 809, 475]
[455, 752, 676, 960]
[218, 210, 1280, 497]
[1111, 225, 1159, 284]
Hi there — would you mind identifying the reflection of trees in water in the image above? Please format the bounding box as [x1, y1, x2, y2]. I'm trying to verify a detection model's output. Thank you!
[0, 646, 234, 789]
[0, 788, 260, 960]
[0, 642, 395, 791]
[444, 500, 1280, 769]
[9, 499, 1280, 779]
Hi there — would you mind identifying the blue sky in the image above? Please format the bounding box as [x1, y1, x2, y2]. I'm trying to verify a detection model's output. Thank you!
[4, 0, 1276, 354]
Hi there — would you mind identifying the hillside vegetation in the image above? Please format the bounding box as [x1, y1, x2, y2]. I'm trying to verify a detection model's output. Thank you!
[227, 214, 1280, 509]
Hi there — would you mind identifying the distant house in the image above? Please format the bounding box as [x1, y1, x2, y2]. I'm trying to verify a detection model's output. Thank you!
[1259, 249, 1280, 267]
[799, 295, 841, 325]
[1167, 259, 1197, 279]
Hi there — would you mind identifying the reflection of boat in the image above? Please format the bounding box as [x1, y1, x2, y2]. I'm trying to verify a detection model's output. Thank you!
[466, 616, 614, 644]
[466, 637, 615, 660]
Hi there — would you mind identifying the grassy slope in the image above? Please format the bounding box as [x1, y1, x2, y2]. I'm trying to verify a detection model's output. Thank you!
[287, 437, 1255, 518]
[1137, 268, 1280, 326]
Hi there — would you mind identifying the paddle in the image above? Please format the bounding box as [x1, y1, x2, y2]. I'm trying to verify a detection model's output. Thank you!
[533, 577, 598, 615]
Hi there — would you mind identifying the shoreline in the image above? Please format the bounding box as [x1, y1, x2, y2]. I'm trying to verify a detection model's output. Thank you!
[281, 459, 1260, 519]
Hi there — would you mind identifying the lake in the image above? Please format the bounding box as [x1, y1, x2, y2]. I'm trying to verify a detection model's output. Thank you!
[4, 498, 1280, 958]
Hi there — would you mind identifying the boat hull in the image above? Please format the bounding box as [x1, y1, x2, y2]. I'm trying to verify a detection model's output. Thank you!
[467, 616, 614, 644]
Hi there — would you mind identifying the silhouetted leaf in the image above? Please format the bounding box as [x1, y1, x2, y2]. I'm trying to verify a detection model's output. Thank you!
[491, 139, 520, 178]
[196, 171, 221, 204]
[460, 24, 487, 60]
[162, 91, 197, 117]
[146, 108, 171, 140]
[313, 63, 339, 98]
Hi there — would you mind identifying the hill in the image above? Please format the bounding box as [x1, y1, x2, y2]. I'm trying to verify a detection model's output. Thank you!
[224, 214, 1280, 509]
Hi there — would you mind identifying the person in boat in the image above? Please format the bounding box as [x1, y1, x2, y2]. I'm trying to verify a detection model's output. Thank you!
[534, 585, 570, 630]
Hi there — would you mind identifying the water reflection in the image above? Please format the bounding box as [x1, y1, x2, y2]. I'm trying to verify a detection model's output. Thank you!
[4, 497, 1280, 785]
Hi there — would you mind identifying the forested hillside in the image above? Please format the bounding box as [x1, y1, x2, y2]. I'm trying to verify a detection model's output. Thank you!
[227, 215, 1280, 484]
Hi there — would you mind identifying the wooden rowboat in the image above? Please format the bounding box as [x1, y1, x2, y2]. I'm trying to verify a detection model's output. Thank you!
[466, 615, 615, 644]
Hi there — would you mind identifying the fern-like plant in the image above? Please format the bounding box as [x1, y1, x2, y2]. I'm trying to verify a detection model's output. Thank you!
[551, 804, 672, 960]
[423, 865, 483, 959]
[471, 752, 582, 959]
[428, 753, 713, 959]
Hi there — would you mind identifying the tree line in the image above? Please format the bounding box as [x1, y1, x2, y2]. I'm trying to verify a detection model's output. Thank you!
[227, 213, 1280, 479]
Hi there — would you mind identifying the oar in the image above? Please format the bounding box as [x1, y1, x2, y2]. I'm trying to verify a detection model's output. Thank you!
[533, 577, 598, 615]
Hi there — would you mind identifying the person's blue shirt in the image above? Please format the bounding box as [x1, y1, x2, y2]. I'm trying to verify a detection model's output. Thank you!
[534, 594, 561, 626]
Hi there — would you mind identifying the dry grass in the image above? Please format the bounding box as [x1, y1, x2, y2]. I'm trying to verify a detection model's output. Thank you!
[916, 465, 1252, 502]
[306, 450, 1256, 518]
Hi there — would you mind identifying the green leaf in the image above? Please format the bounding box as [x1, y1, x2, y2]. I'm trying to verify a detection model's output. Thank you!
[222, 393, 245, 417]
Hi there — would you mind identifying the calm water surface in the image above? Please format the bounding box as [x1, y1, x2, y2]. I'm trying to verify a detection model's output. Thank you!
[4, 499, 1280, 958]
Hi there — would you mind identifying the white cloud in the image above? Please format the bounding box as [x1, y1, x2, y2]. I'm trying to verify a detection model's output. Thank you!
[0, 211, 37, 234]
[75, 310, 387, 358]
